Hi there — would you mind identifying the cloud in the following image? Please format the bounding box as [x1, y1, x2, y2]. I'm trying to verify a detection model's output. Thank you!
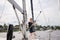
[33, 0, 59, 25]
[0, 0, 59, 26]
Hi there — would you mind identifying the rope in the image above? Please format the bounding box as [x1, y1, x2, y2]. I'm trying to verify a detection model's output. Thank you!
[27, 1, 42, 31]
[35, 11, 42, 21]
[13, 5, 22, 31]
[28, 0, 48, 30]
[27, 11, 42, 30]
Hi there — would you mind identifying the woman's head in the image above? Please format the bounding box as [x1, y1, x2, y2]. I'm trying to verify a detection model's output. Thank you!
[29, 18, 33, 22]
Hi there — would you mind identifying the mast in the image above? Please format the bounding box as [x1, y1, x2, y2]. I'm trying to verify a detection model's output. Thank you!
[22, 0, 27, 40]
[30, 0, 34, 22]
[8, 0, 27, 40]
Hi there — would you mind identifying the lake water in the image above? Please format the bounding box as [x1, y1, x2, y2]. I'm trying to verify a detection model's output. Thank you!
[0, 30, 60, 40]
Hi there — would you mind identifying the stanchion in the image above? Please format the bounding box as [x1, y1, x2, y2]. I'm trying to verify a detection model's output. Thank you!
[7, 24, 13, 40]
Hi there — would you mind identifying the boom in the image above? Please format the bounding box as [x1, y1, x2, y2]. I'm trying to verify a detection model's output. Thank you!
[8, 0, 23, 13]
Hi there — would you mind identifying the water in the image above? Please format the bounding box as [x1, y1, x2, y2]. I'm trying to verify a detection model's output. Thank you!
[0, 30, 60, 40]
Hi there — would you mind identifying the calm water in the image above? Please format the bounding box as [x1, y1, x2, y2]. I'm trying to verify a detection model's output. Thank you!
[0, 30, 60, 40]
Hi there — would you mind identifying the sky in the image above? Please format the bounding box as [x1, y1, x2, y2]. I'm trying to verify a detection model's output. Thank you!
[0, 0, 60, 26]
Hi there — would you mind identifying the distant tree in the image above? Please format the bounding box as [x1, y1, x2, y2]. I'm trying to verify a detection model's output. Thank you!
[51, 26, 54, 30]
[47, 25, 51, 29]
[47, 25, 50, 27]
[36, 25, 41, 30]
[3, 23, 8, 30]
[0, 25, 3, 31]
[55, 26, 60, 30]
[43, 26, 47, 30]
[40, 25, 42, 28]
[0, 25, 3, 28]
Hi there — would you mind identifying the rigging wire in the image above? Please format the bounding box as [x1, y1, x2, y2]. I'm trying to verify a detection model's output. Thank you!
[0, 0, 7, 24]
[0, 0, 7, 19]
[13, 5, 22, 31]
[33, 0, 47, 24]
[28, 0, 48, 30]
[38, 0, 48, 25]
[35, 11, 42, 21]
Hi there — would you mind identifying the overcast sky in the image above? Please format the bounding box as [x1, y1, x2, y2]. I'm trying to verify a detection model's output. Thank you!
[0, 0, 60, 26]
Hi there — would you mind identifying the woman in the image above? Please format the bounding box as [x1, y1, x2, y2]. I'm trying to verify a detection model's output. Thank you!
[28, 18, 36, 39]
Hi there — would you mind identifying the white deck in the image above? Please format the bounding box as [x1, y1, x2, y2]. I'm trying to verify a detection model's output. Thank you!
[0, 30, 60, 40]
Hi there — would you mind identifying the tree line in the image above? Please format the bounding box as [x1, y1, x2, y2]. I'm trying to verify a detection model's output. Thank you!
[0, 23, 60, 32]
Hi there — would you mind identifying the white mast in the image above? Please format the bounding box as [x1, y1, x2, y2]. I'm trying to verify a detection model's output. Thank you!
[22, 0, 27, 40]
[8, 0, 27, 40]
